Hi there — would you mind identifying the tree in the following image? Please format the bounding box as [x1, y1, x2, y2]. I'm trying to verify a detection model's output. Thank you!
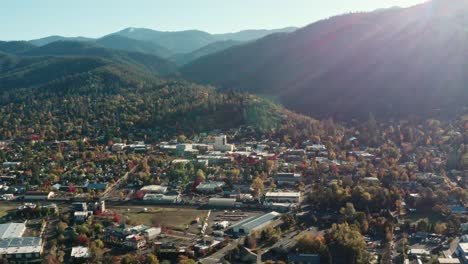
[251, 177, 264, 197]
[56, 221, 68, 234]
[325, 223, 371, 264]
[196, 169, 205, 182]
[147, 253, 160, 264]
[77, 234, 88, 245]
[295, 234, 329, 262]
[434, 223, 447, 235]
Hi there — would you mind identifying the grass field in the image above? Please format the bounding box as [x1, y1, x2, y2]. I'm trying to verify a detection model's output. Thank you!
[0, 204, 16, 218]
[112, 206, 208, 231]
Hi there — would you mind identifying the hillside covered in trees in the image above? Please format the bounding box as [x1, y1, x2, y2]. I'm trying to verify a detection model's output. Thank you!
[182, 0, 468, 119]
[0, 50, 317, 142]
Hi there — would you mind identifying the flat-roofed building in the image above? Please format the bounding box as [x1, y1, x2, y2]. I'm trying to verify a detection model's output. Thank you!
[140, 185, 168, 194]
[0, 237, 43, 262]
[265, 192, 302, 203]
[71, 246, 90, 259]
[273, 172, 301, 185]
[0, 223, 26, 239]
[230, 211, 280, 234]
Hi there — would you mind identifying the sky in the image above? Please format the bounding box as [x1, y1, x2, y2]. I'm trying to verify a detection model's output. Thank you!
[1, 0, 427, 41]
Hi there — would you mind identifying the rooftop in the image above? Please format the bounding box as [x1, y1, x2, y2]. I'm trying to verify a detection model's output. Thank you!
[231, 211, 280, 231]
[0, 223, 26, 239]
[0, 237, 42, 254]
[71, 246, 90, 258]
[265, 192, 301, 198]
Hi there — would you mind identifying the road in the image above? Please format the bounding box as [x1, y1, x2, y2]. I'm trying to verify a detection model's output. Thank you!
[199, 239, 242, 264]
[101, 161, 139, 201]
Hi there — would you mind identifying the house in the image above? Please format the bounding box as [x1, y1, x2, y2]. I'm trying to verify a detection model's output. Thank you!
[239, 246, 257, 263]
[124, 234, 146, 249]
[273, 172, 301, 185]
[230, 211, 280, 234]
[86, 183, 109, 192]
[0, 237, 43, 262]
[265, 192, 302, 203]
[111, 143, 126, 152]
[24, 191, 55, 200]
[70, 246, 90, 260]
[74, 211, 91, 223]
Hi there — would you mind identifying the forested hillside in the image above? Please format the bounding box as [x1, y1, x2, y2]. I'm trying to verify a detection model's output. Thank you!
[0, 52, 316, 142]
[182, 0, 468, 119]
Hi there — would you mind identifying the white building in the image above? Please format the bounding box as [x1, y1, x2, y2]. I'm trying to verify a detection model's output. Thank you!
[71, 246, 90, 259]
[265, 192, 302, 203]
[140, 185, 168, 194]
[273, 173, 301, 185]
[0, 223, 26, 239]
[144, 227, 161, 240]
[0, 237, 43, 262]
[24, 191, 55, 200]
[230, 211, 280, 234]
[124, 234, 146, 249]
[456, 243, 468, 264]
[208, 198, 236, 207]
[214, 135, 234, 152]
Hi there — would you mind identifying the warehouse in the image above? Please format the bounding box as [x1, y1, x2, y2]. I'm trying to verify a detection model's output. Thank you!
[265, 192, 302, 203]
[230, 211, 280, 234]
[0, 237, 43, 262]
[0, 223, 26, 239]
[208, 198, 236, 208]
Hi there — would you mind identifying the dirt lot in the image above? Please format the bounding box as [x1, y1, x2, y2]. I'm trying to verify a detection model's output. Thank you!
[110, 206, 209, 232]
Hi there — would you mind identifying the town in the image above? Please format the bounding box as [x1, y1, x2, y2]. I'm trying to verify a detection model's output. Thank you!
[0, 116, 465, 264]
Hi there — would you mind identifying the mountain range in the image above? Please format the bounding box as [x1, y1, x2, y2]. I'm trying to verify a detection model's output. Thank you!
[27, 27, 297, 64]
[2, 0, 468, 121]
[182, 0, 468, 119]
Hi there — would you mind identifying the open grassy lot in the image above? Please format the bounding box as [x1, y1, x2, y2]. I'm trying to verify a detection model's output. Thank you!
[111, 206, 208, 232]
[0, 204, 17, 218]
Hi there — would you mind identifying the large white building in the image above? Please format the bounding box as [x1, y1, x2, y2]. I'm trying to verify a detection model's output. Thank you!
[0, 223, 26, 239]
[456, 242, 468, 264]
[265, 192, 302, 203]
[230, 211, 280, 234]
[0, 237, 43, 262]
[214, 135, 234, 152]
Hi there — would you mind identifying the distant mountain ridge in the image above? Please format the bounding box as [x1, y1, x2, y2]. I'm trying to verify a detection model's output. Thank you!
[19, 41, 178, 76]
[24, 27, 297, 59]
[181, 0, 468, 119]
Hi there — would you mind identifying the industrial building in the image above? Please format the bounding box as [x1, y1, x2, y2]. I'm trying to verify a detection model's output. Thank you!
[140, 185, 168, 194]
[0, 237, 43, 262]
[230, 211, 280, 234]
[265, 192, 302, 203]
[0, 223, 26, 238]
[208, 198, 237, 207]
[273, 172, 301, 185]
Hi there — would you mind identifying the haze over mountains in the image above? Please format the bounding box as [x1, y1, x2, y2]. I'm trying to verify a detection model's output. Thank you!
[182, 0, 468, 119]
[26, 27, 297, 64]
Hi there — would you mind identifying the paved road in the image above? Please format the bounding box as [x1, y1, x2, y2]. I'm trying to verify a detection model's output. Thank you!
[101, 162, 139, 201]
[199, 239, 243, 264]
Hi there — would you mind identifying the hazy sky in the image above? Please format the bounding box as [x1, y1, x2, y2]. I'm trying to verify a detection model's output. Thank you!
[1, 0, 427, 40]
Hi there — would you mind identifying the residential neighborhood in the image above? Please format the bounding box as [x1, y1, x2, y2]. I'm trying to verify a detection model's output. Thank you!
[0, 115, 464, 264]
